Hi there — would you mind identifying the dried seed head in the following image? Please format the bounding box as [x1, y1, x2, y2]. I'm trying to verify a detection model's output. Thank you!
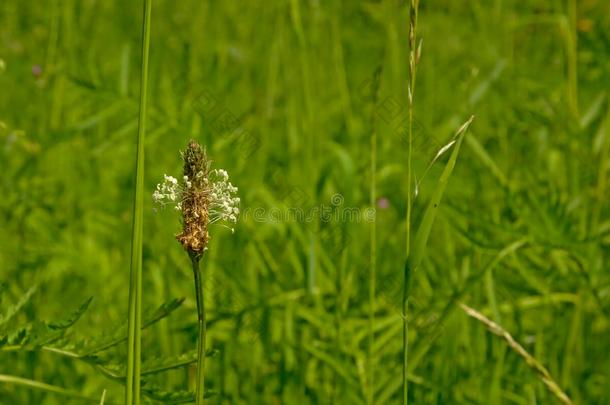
[177, 140, 211, 258]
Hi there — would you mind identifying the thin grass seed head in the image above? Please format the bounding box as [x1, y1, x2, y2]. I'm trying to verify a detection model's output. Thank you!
[153, 140, 239, 258]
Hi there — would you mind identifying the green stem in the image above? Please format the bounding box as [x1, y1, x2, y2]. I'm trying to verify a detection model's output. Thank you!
[404, 1, 419, 404]
[566, 0, 579, 120]
[126, 1, 152, 404]
[402, 267, 409, 405]
[192, 254, 207, 405]
[403, 101, 413, 405]
[368, 154, 377, 404]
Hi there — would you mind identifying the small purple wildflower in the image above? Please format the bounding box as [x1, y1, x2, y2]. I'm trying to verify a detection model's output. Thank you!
[377, 197, 390, 210]
[31, 64, 42, 77]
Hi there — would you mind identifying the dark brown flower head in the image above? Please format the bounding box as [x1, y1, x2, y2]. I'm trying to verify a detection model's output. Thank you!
[176, 140, 211, 258]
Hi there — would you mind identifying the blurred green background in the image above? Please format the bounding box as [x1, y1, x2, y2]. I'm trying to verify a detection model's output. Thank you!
[1, 0, 610, 403]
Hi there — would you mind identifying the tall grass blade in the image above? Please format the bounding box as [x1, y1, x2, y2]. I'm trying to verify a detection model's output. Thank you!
[126, 1, 153, 404]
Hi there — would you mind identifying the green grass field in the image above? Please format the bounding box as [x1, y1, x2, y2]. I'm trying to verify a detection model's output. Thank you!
[1, 0, 610, 404]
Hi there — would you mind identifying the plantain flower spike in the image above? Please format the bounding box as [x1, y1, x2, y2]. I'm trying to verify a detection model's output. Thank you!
[153, 140, 239, 258]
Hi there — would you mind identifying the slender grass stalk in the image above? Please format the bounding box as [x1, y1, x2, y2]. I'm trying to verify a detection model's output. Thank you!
[126, 1, 152, 404]
[403, 1, 420, 404]
[566, 0, 579, 120]
[460, 303, 573, 405]
[191, 254, 207, 405]
[368, 123, 377, 405]
[368, 66, 382, 405]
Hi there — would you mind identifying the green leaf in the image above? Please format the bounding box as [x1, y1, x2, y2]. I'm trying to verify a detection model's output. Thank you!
[407, 116, 474, 278]
[49, 296, 93, 330]
[1, 298, 93, 349]
[142, 297, 185, 328]
[82, 298, 185, 355]
[0, 285, 37, 327]
[93, 348, 220, 379]
[141, 385, 218, 403]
